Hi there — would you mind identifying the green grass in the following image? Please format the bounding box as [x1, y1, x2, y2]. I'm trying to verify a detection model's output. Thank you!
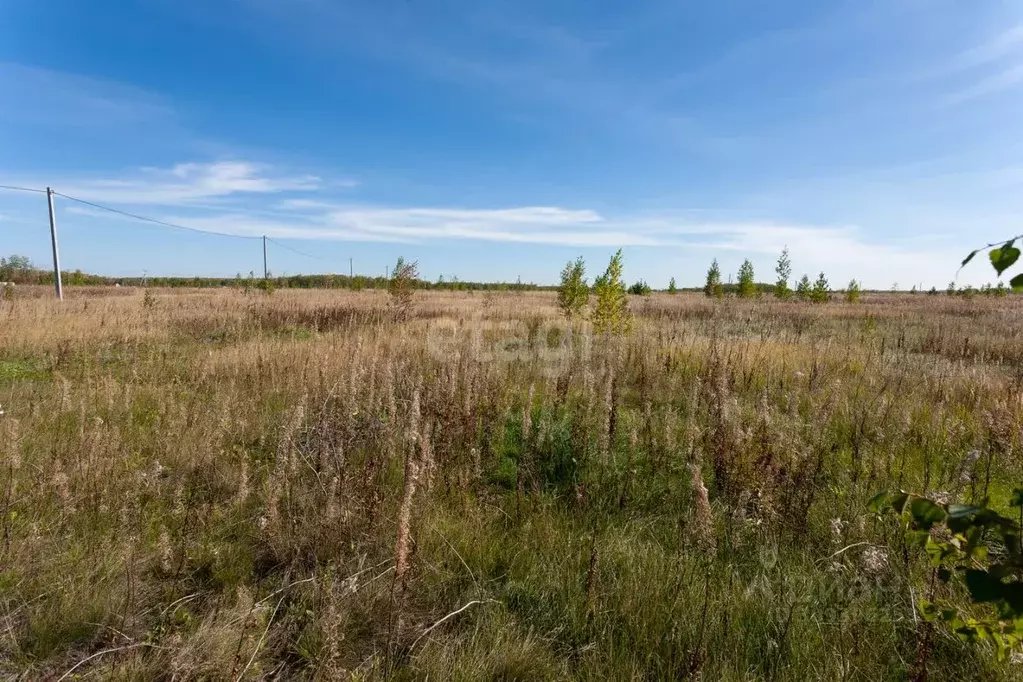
[0, 357, 48, 382]
[1, 288, 1022, 679]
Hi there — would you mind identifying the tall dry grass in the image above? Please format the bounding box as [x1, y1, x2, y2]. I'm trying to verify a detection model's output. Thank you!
[0, 285, 1021, 679]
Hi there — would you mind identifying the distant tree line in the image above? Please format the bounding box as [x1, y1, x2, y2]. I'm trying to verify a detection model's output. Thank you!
[5, 249, 1017, 302]
[0, 255, 552, 292]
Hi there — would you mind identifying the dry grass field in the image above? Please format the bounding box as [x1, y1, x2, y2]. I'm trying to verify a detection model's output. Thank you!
[1, 285, 1022, 680]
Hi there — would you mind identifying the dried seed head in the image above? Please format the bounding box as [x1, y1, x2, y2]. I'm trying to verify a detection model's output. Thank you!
[958, 450, 982, 484]
[407, 387, 421, 445]
[51, 459, 71, 504]
[859, 546, 888, 578]
[325, 475, 341, 521]
[158, 526, 174, 574]
[830, 517, 845, 543]
[688, 463, 716, 557]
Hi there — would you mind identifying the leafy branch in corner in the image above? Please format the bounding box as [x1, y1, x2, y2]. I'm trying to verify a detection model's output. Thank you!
[868, 488, 1023, 660]
[961, 235, 1023, 291]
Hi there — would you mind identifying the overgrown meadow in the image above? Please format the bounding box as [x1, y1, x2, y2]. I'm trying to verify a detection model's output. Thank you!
[1, 286, 1022, 680]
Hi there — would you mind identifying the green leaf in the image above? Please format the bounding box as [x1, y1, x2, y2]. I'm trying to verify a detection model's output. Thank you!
[989, 563, 1015, 580]
[867, 490, 889, 513]
[965, 569, 1003, 604]
[919, 600, 939, 622]
[949, 505, 1015, 535]
[974, 546, 991, 562]
[909, 497, 947, 529]
[948, 504, 984, 519]
[973, 623, 992, 643]
[1010, 489, 1023, 508]
[1004, 583, 1023, 616]
[994, 633, 1011, 661]
[947, 504, 984, 533]
[889, 491, 910, 514]
[1011, 273, 1023, 292]
[907, 529, 930, 548]
[962, 249, 980, 267]
[925, 535, 960, 565]
[1004, 530, 1022, 558]
[990, 241, 1020, 276]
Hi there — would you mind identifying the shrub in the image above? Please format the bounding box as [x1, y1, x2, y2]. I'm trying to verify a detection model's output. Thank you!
[628, 280, 651, 296]
[389, 257, 419, 321]
[557, 257, 589, 318]
[0, 254, 34, 283]
[256, 278, 276, 296]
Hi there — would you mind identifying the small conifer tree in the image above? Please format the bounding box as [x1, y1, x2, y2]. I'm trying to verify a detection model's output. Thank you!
[845, 279, 861, 303]
[775, 248, 792, 299]
[810, 272, 830, 303]
[704, 259, 723, 298]
[593, 249, 631, 335]
[737, 259, 756, 298]
[796, 274, 812, 300]
[628, 280, 651, 296]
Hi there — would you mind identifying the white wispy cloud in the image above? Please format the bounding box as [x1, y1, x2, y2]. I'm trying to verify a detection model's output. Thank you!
[946, 62, 1023, 104]
[147, 205, 652, 246]
[35, 158, 987, 287]
[58, 190, 960, 284]
[35, 161, 328, 205]
[952, 25, 1023, 71]
[158, 208, 973, 286]
[940, 24, 1023, 105]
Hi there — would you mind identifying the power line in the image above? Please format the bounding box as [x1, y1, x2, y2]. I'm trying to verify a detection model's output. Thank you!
[9, 185, 347, 275]
[265, 236, 333, 264]
[51, 191, 262, 240]
[0, 184, 47, 194]
[6, 187, 339, 263]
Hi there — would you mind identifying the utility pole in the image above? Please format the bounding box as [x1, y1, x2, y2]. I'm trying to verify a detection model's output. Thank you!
[349, 257, 353, 278]
[46, 187, 63, 300]
[262, 235, 268, 279]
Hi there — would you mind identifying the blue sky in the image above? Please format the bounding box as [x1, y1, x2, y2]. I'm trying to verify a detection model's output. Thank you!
[1, 0, 1022, 287]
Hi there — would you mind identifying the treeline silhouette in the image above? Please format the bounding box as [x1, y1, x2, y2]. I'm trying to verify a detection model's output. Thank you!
[1, 255, 552, 292]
